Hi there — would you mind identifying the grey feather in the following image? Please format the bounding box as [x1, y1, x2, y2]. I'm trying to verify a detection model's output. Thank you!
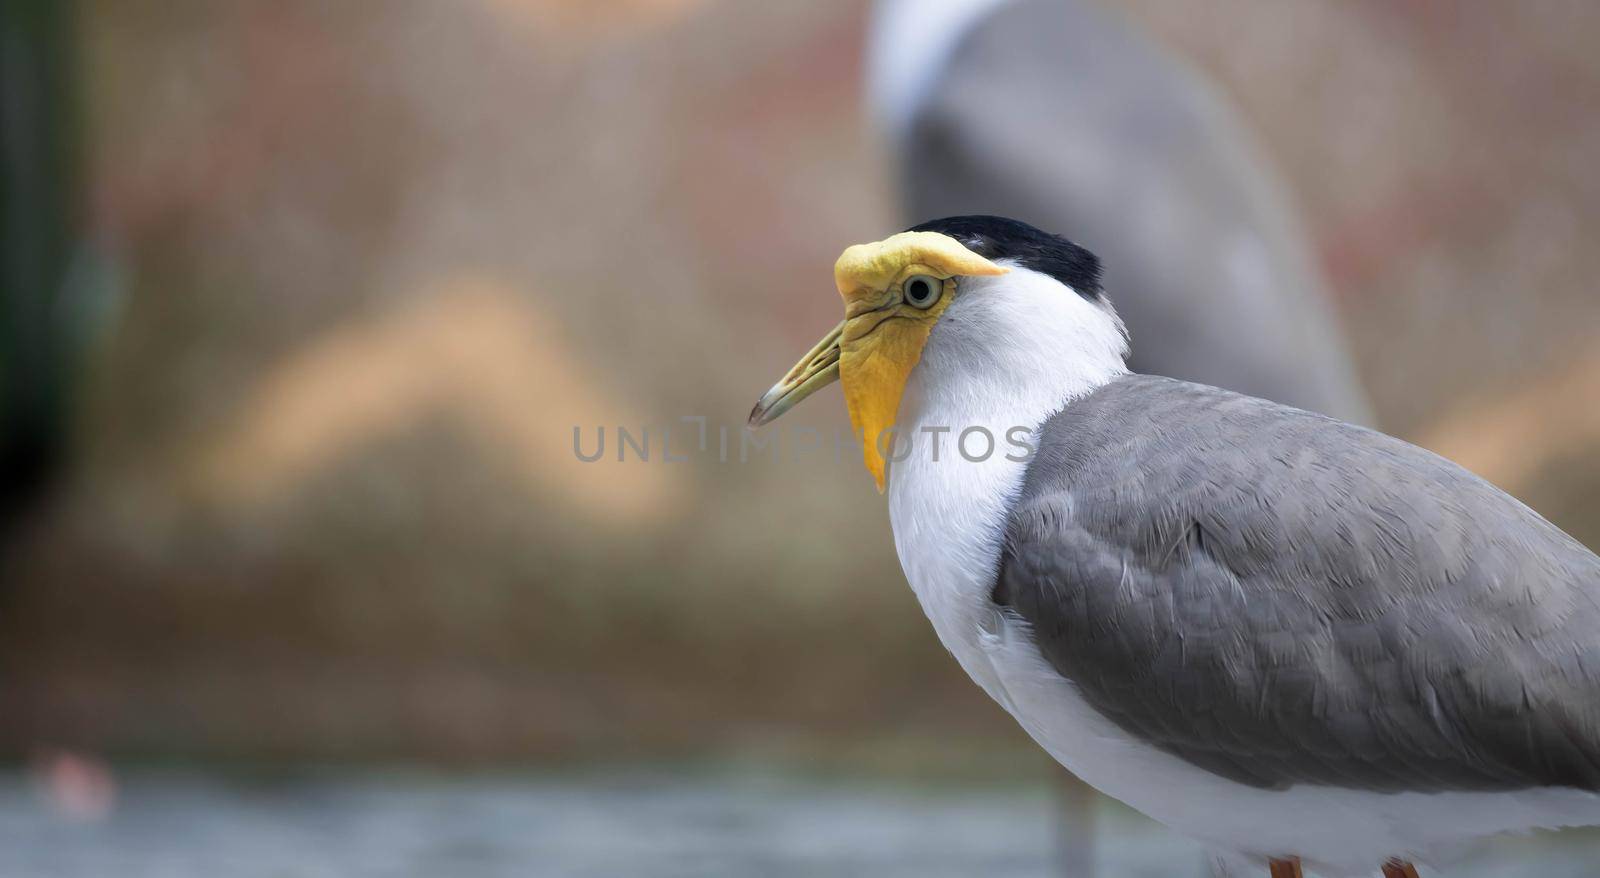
[995, 375, 1600, 792]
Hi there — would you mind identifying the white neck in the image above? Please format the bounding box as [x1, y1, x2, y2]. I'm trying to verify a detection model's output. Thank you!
[885, 266, 1129, 696]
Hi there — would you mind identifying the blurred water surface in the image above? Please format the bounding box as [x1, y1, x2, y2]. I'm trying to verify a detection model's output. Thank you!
[2, 770, 1598, 878]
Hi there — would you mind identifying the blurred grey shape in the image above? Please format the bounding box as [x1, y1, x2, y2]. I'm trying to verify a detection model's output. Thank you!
[872, 0, 1372, 424]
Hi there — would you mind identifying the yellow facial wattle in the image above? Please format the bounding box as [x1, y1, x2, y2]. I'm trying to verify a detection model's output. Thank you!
[748, 231, 1008, 491]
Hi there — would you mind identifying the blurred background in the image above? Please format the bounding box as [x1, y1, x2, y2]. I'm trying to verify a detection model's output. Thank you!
[3, 1, 1600, 875]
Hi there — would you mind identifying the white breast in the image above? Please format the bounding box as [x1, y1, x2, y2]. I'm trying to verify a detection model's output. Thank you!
[886, 265, 1128, 704]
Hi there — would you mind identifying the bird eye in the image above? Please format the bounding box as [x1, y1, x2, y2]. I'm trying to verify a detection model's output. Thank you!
[903, 275, 942, 309]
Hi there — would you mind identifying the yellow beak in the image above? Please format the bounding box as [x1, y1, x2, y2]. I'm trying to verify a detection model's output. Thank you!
[747, 231, 1007, 492]
[747, 320, 843, 428]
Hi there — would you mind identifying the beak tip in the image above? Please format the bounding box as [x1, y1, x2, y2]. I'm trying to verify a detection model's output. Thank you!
[747, 387, 781, 428]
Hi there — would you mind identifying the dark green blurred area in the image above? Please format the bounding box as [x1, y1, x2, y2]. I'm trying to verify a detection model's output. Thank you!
[1, 0, 1598, 773]
[2, 0, 78, 531]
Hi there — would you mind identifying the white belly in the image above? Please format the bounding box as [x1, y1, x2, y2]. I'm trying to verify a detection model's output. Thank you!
[977, 611, 1600, 876]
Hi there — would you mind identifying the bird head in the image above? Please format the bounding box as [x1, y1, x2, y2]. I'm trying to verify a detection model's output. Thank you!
[748, 228, 1009, 491]
[749, 216, 1123, 493]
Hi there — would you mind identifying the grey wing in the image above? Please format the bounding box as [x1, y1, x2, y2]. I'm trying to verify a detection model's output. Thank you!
[996, 375, 1600, 792]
